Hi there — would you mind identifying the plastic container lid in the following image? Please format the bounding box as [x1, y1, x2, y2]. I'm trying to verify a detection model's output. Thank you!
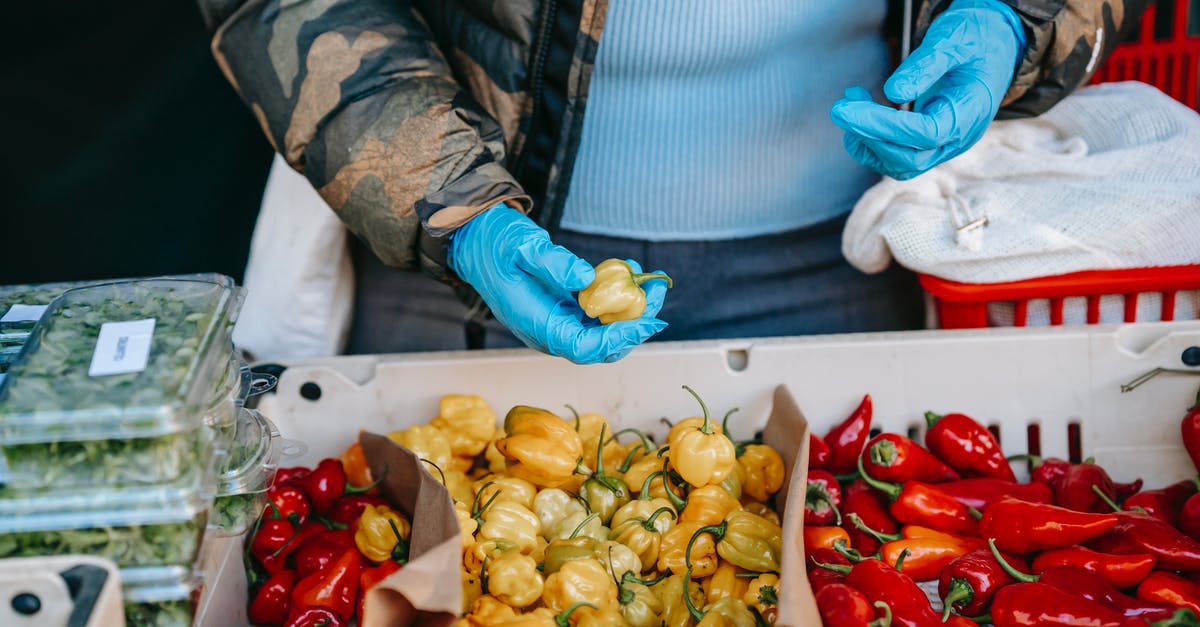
[217, 408, 282, 496]
[0, 276, 244, 445]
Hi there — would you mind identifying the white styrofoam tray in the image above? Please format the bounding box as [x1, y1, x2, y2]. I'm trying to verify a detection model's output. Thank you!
[196, 321, 1200, 625]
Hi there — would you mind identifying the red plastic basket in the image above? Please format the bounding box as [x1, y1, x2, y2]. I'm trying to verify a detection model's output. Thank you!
[921, 0, 1200, 329]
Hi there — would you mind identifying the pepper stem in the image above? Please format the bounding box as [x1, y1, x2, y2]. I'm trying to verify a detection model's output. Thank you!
[987, 538, 1038, 583]
[574, 459, 593, 476]
[869, 439, 899, 468]
[472, 481, 500, 521]
[832, 539, 868, 563]
[480, 556, 490, 595]
[682, 385, 714, 435]
[685, 521, 728, 570]
[418, 458, 447, 486]
[683, 567, 706, 622]
[569, 513, 600, 540]
[812, 558, 852, 576]
[1152, 608, 1200, 627]
[556, 602, 598, 627]
[847, 513, 902, 543]
[631, 271, 673, 289]
[870, 602, 894, 627]
[566, 405, 581, 431]
[1091, 484, 1123, 513]
[925, 411, 943, 428]
[594, 425, 609, 478]
[642, 506, 677, 531]
[345, 463, 387, 494]
[857, 453, 902, 501]
[623, 569, 671, 587]
[941, 578, 974, 622]
[619, 443, 646, 474]
[894, 548, 910, 573]
[659, 459, 689, 511]
[806, 482, 843, 526]
[722, 408, 744, 455]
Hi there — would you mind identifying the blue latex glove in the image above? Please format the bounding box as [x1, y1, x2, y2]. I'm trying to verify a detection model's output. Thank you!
[830, 0, 1026, 180]
[448, 204, 668, 364]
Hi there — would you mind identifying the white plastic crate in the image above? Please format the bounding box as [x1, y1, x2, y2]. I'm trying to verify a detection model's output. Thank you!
[195, 321, 1200, 626]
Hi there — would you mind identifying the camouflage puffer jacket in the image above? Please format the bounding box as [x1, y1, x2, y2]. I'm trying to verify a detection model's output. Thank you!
[198, 0, 1147, 282]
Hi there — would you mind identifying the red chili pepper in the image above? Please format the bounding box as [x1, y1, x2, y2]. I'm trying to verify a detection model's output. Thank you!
[1181, 493, 1200, 540]
[824, 394, 873, 475]
[1032, 457, 1143, 514]
[841, 479, 898, 557]
[1123, 480, 1197, 527]
[814, 583, 890, 627]
[327, 495, 390, 529]
[858, 456, 979, 537]
[252, 518, 303, 564]
[275, 466, 312, 488]
[290, 548, 359, 621]
[269, 486, 312, 526]
[293, 530, 359, 579]
[817, 556, 967, 627]
[862, 433, 959, 483]
[1032, 546, 1157, 590]
[284, 606, 347, 627]
[990, 582, 1133, 627]
[808, 433, 831, 469]
[357, 561, 402, 620]
[1137, 571, 1200, 617]
[935, 478, 1054, 511]
[805, 470, 842, 526]
[249, 569, 296, 625]
[289, 459, 382, 515]
[980, 496, 1119, 554]
[1089, 509, 1200, 572]
[939, 549, 1020, 620]
[807, 547, 851, 595]
[988, 543, 1177, 622]
[1181, 386, 1200, 475]
[924, 411, 1016, 481]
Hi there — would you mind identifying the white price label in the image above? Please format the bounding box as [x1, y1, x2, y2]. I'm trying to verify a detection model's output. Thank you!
[89, 319, 156, 377]
[0, 304, 48, 324]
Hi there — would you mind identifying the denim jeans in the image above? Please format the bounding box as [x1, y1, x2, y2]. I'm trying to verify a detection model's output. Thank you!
[346, 214, 924, 354]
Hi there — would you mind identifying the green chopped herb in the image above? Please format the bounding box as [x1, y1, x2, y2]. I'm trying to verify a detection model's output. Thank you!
[211, 492, 265, 535]
[0, 516, 205, 568]
[124, 598, 194, 627]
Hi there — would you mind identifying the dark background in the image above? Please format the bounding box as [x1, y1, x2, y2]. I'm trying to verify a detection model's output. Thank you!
[0, 2, 273, 285]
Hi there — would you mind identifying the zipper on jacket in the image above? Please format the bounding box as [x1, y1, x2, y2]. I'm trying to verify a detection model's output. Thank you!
[513, 0, 558, 183]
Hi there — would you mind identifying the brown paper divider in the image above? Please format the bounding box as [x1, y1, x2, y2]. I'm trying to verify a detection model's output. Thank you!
[762, 384, 822, 627]
[359, 431, 462, 627]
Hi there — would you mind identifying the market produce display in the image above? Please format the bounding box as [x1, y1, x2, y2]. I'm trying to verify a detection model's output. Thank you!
[805, 391, 1200, 627]
[243, 388, 786, 626]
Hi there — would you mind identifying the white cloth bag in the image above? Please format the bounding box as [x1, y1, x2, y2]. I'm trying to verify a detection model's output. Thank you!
[843, 82, 1200, 284]
[233, 155, 354, 360]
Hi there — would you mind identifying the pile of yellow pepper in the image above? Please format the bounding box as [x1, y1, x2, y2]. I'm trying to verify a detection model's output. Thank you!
[386, 387, 787, 626]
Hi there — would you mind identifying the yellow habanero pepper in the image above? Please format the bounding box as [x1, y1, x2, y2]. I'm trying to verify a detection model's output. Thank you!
[658, 521, 720, 579]
[430, 394, 497, 458]
[567, 408, 611, 444]
[575, 605, 627, 627]
[625, 453, 666, 497]
[483, 551, 544, 608]
[462, 571, 483, 614]
[742, 573, 779, 623]
[496, 406, 587, 488]
[595, 540, 642, 582]
[579, 426, 632, 524]
[577, 258, 672, 324]
[463, 595, 517, 625]
[703, 562, 749, 604]
[695, 597, 757, 627]
[619, 581, 666, 627]
[484, 432, 508, 474]
[492, 608, 557, 627]
[438, 468, 474, 505]
[387, 424, 454, 473]
[542, 559, 619, 616]
[667, 387, 736, 488]
[679, 485, 742, 527]
[737, 444, 786, 503]
[654, 573, 705, 627]
[741, 501, 781, 527]
[454, 499, 478, 550]
[610, 498, 676, 568]
[473, 474, 538, 511]
[711, 511, 782, 573]
[478, 499, 540, 554]
[544, 536, 599, 576]
[464, 539, 518, 578]
[354, 504, 412, 564]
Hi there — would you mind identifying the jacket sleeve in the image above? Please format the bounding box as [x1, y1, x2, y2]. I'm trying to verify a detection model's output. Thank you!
[197, 0, 531, 281]
[915, 0, 1152, 118]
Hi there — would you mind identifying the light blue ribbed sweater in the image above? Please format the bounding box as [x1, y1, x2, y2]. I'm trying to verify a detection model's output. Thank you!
[559, 0, 890, 241]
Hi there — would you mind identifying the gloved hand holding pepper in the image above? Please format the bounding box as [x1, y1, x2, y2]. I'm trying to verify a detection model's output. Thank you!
[830, 0, 1027, 180]
[448, 204, 668, 364]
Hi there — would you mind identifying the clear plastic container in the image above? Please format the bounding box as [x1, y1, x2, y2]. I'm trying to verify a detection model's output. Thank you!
[210, 408, 283, 537]
[122, 566, 200, 627]
[0, 483, 210, 568]
[0, 276, 244, 491]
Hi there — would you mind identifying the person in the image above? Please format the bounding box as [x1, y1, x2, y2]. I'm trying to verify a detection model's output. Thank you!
[198, 0, 1144, 363]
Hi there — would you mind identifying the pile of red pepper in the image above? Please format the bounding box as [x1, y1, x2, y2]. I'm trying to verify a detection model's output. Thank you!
[245, 444, 408, 627]
[805, 392, 1200, 627]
